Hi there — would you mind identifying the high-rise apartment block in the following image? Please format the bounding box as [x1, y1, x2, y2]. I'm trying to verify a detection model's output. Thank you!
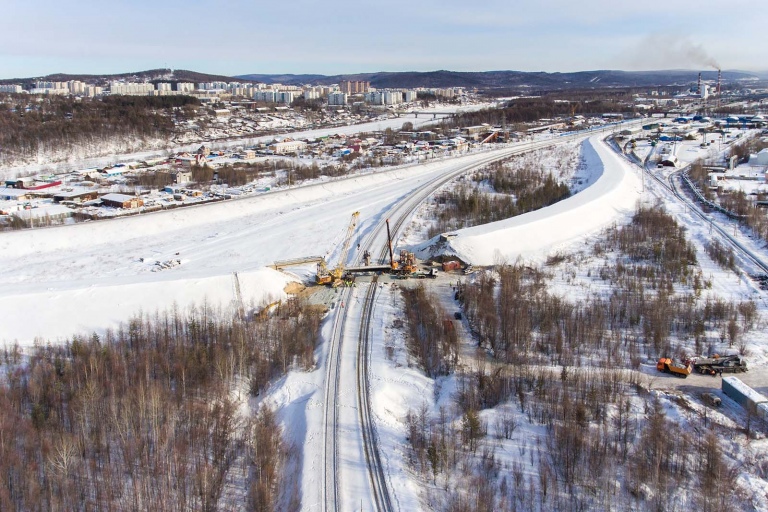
[339, 80, 370, 94]
[328, 92, 348, 106]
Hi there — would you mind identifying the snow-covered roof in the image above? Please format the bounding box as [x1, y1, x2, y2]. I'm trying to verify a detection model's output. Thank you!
[13, 204, 73, 220]
[723, 377, 768, 404]
[101, 193, 137, 203]
[0, 187, 29, 198]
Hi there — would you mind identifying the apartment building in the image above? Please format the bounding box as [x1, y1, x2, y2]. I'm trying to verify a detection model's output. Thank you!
[339, 80, 370, 94]
[110, 82, 155, 95]
[328, 92, 348, 106]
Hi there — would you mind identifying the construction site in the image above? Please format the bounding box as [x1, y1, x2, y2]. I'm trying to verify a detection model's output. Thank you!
[270, 212, 450, 293]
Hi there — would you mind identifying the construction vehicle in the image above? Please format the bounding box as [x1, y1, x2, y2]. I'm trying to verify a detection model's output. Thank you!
[693, 355, 748, 376]
[386, 219, 417, 275]
[656, 358, 692, 378]
[413, 268, 439, 279]
[316, 211, 360, 286]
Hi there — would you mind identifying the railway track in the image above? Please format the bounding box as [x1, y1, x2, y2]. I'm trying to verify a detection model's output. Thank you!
[324, 129, 637, 511]
[322, 286, 352, 512]
[615, 140, 768, 275]
[356, 276, 394, 511]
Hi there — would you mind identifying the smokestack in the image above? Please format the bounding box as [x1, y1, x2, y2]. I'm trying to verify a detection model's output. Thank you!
[697, 72, 702, 95]
[717, 69, 722, 110]
[717, 69, 721, 96]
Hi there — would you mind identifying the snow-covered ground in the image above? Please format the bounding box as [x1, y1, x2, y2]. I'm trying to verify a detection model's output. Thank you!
[412, 134, 644, 266]
[7, 118, 766, 509]
[376, 134, 768, 509]
[0, 144, 534, 345]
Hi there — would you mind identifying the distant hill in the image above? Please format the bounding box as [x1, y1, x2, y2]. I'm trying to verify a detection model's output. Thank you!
[0, 69, 253, 86]
[237, 69, 759, 90]
[2, 68, 761, 90]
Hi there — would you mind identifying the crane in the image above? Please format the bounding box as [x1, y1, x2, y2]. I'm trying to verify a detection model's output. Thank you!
[317, 211, 360, 286]
[386, 218, 417, 275]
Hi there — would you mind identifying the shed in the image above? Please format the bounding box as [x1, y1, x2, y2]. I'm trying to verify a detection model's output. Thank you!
[442, 260, 462, 272]
[53, 189, 99, 203]
[101, 193, 144, 209]
[0, 187, 30, 200]
[173, 170, 192, 184]
[5, 177, 34, 189]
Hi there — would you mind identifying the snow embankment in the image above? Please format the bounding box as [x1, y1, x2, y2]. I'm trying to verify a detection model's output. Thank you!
[434, 135, 643, 266]
[0, 268, 290, 345]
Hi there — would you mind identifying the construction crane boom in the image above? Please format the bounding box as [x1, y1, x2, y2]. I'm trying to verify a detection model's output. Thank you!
[333, 211, 360, 278]
[317, 211, 360, 285]
[386, 219, 396, 269]
[385, 218, 417, 275]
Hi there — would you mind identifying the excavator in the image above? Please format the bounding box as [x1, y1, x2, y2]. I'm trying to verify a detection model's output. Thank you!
[316, 211, 360, 286]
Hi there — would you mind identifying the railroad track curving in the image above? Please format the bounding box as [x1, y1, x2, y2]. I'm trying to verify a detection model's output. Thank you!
[324, 129, 627, 511]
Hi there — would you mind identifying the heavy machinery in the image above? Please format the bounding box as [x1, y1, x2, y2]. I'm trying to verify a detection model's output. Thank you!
[270, 255, 326, 271]
[316, 211, 360, 286]
[693, 355, 748, 375]
[656, 358, 692, 378]
[386, 219, 417, 275]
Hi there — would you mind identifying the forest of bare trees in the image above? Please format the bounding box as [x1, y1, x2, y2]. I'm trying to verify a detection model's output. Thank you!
[461, 205, 757, 365]
[404, 367, 742, 511]
[428, 157, 571, 237]
[402, 284, 459, 378]
[0, 297, 321, 511]
[0, 95, 198, 165]
[441, 96, 629, 130]
[398, 204, 757, 510]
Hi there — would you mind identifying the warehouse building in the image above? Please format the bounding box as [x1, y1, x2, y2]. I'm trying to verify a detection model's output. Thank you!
[100, 193, 144, 209]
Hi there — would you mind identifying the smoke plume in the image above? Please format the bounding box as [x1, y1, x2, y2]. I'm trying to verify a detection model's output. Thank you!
[624, 33, 720, 70]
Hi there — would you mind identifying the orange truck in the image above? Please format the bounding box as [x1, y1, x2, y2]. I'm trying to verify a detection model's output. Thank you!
[656, 358, 692, 378]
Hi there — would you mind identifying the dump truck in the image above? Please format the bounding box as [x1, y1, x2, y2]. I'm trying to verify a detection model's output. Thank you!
[656, 358, 692, 378]
[693, 355, 747, 376]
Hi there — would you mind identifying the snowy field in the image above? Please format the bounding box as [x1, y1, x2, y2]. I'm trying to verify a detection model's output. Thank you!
[0, 142, 549, 345]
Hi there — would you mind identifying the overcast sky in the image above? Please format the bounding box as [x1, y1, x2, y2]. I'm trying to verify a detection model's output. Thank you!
[2, 0, 765, 78]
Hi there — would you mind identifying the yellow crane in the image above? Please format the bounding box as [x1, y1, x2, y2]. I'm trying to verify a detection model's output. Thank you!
[386, 218, 417, 274]
[317, 211, 360, 286]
